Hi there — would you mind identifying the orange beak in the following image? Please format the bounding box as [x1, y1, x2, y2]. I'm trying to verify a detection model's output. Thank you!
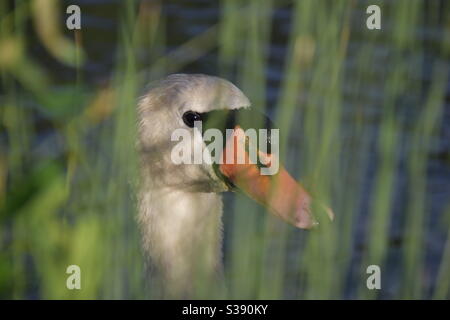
[218, 126, 333, 229]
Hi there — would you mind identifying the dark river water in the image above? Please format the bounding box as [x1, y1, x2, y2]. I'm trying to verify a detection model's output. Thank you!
[22, 0, 450, 298]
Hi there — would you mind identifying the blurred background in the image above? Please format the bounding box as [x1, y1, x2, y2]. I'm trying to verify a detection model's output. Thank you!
[0, 0, 449, 299]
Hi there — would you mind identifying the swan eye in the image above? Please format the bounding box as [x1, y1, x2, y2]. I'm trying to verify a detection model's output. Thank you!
[182, 111, 202, 128]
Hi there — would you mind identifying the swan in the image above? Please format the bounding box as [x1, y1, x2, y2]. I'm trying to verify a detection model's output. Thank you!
[136, 73, 332, 297]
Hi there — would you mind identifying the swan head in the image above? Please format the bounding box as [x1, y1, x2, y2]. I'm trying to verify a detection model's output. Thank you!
[137, 74, 250, 193]
[137, 74, 333, 229]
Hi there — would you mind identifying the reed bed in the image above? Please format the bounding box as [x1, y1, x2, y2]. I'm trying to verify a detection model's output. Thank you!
[0, 0, 448, 299]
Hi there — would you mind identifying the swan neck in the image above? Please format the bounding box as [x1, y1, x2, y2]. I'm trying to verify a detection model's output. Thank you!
[138, 186, 224, 296]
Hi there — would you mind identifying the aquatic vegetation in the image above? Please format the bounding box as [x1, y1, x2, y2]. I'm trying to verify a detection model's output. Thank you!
[0, 0, 448, 299]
